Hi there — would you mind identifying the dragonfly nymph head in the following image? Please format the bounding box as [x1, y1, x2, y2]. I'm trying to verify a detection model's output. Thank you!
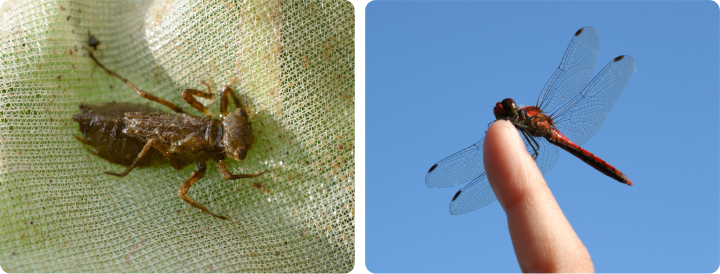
[221, 108, 255, 162]
[494, 98, 518, 120]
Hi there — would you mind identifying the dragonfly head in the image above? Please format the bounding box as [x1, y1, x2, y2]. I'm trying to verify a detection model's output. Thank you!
[494, 98, 518, 120]
[221, 108, 255, 162]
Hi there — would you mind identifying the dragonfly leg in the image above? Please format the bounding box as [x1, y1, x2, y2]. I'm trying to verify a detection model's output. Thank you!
[218, 159, 268, 180]
[104, 139, 178, 177]
[181, 80, 214, 117]
[88, 52, 185, 113]
[521, 130, 541, 160]
[178, 161, 228, 220]
[220, 85, 244, 117]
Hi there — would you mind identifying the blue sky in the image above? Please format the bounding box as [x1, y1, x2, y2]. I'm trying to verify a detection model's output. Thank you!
[366, 1, 719, 273]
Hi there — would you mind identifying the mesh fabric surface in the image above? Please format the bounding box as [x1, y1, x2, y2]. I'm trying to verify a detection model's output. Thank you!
[0, 0, 355, 272]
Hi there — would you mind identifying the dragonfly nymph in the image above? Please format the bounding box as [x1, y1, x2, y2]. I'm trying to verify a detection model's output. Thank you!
[74, 38, 267, 220]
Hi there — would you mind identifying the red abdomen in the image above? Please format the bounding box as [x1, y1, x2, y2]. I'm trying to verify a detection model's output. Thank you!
[547, 130, 632, 185]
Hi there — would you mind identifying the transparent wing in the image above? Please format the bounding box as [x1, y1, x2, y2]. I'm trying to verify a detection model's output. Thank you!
[552, 55, 635, 145]
[537, 26, 599, 113]
[448, 173, 493, 215]
[425, 138, 485, 188]
[447, 134, 559, 215]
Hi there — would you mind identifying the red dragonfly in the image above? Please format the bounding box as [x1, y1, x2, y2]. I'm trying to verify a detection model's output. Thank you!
[425, 27, 635, 215]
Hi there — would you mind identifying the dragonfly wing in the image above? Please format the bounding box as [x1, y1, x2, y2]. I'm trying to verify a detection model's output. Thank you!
[537, 26, 599, 112]
[426, 138, 484, 188]
[553, 55, 635, 145]
[529, 136, 560, 175]
[447, 134, 560, 215]
[449, 173, 494, 215]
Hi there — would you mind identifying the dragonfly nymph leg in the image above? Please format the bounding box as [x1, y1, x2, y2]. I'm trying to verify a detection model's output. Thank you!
[181, 80, 214, 117]
[220, 85, 243, 117]
[178, 161, 228, 220]
[104, 139, 177, 177]
[88, 52, 186, 114]
[218, 160, 268, 180]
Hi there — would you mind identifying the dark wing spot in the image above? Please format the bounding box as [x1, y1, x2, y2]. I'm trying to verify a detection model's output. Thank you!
[575, 28, 584, 37]
[614, 55, 625, 62]
[452, 190, 462, 201]
[428, 164, 438, 173]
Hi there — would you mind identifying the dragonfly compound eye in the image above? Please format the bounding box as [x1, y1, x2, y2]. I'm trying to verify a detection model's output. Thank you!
[501, 98, 518, 117]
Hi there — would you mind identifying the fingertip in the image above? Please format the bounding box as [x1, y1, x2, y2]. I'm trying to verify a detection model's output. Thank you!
[484, 123, 592, 272]
[482, 121, 510, 210]
[483, 120, 540, 212]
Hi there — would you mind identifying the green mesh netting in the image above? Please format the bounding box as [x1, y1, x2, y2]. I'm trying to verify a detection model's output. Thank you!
[0, 0, 355, 272]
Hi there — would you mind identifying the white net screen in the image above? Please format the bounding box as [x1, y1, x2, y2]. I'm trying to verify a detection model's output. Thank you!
[0, 0, 355, 272]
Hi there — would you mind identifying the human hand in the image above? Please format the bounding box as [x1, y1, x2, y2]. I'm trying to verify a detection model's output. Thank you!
[484, 120, 594, 272]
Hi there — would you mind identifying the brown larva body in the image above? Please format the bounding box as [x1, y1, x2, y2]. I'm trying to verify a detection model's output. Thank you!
[73, 102, 169, 167]
[74, 47, 266, 220]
